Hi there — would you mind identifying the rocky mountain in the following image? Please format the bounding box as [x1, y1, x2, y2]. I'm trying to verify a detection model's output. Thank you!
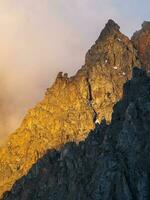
[132, 21, 150, 72]
[0, 19, 150, 199]
[3, 67, 150, 200]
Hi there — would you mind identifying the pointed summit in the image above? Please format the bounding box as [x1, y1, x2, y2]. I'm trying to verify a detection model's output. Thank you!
[142, 21, 150, 30]
[99, 19, 120, 39]
[85, 19, 139, 68]
[103, 19, 120, 31]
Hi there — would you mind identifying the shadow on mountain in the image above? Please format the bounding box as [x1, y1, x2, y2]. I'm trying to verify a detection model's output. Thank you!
[2, 67, 150, 200]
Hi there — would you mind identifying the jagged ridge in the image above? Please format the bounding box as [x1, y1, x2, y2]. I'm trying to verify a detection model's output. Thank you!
[3, 67, 150, 200]
[0, 20, 150, 197]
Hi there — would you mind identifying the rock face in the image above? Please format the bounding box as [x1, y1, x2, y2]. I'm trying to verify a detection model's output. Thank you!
[132, 21, 150, 72]
[3, 68, 150, 200]
[0, 19, 149, 198]
[85, 19, 140, 122]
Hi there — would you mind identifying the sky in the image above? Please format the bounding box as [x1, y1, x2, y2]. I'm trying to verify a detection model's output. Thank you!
[0, 0, 149, 143]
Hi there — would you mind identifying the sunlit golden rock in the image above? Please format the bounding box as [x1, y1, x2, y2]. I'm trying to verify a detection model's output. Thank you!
[0, 19, 144, 198]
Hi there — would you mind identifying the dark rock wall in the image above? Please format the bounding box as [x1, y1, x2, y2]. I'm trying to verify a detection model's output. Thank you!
[3, 68, 150, 200]
[0, 20, 150, 198]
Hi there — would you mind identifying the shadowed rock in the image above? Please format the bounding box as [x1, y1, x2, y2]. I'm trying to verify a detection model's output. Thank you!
[0, 20, 150, 197]
[132, 21, 150, 72]
[2, 67, 150, 200]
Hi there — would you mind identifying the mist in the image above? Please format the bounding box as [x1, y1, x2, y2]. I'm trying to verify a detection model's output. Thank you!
[0, 0, 149, 143]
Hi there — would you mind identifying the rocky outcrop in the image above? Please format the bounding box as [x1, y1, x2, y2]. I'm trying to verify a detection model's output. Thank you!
[85, 19, 140, 121]
[132, 21, 150, 72]
[3, 68, 150, 200]
[0, 19, 149, 198]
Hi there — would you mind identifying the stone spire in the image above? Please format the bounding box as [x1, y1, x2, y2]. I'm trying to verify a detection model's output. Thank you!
[99, 19, 120, 39]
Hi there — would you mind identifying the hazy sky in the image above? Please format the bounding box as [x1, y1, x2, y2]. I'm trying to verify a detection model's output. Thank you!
[0, 0, 149, 141]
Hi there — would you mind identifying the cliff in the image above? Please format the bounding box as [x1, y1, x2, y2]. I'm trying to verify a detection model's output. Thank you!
[0, 20, 150, 198]
[3, 67, 150, 200]
[132, 21, 150, 71]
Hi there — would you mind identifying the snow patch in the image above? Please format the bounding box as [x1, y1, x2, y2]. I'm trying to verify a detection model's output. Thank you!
[113, 66, 118, 70]
[95, 119, 100, 124]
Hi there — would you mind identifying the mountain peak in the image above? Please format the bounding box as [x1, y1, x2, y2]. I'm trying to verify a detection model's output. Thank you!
[98, 19, 120, 39]
[142, 21, 150, 30]
[85, 19, 139, 67]
[105, 19, 120, 31]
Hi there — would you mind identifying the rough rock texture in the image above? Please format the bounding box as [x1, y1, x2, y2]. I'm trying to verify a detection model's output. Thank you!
[3, 68, 150, 200]
[0, 20, 141, 197]
[132, 21, 150, 72]
[85, 19, 140, 122]
[0, 19, 149, 198]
